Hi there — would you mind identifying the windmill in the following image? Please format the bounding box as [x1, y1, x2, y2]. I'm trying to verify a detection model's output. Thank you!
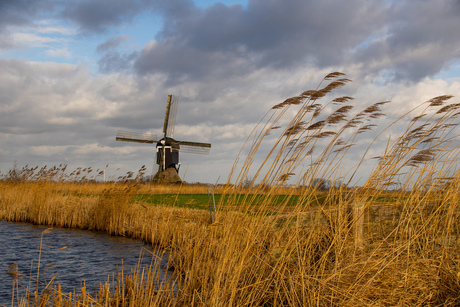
[116, 95, 211, 183]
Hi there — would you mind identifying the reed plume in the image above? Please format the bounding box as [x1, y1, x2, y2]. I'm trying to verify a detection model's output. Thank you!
[2, 72, 460, 305]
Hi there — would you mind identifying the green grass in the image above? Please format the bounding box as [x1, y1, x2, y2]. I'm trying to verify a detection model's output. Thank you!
[135, 193, 212, 210]
[133, 193, 315, 210]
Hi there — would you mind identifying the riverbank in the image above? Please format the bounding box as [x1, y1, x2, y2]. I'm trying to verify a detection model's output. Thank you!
[3, 73, 460, 306]
[0, 220, 171, 305]
[2, 180, 460, 306]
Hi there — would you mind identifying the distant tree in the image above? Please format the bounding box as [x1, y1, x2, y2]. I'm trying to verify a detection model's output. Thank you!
[312, 178, 330, 190]
[333, 179, 343, 188]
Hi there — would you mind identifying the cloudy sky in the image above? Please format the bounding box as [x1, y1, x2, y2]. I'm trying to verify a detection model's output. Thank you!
[1, 0, 460, 184]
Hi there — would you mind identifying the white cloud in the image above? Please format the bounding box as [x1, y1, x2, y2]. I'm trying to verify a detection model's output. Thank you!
[175, 123, 252, 141]
[2, 0, 460, 184]
[11, 32, 59, 48]
[30, 145, 70, 156]
[36, 25, 76, 36]
[45, 47, 72, 59]
[4, 56, 460, 183]
[73, 143, 121, 155]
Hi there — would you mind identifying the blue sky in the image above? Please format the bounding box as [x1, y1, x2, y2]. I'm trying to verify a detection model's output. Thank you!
[1, 0, 249, 67]
[1, 0, 460, 184]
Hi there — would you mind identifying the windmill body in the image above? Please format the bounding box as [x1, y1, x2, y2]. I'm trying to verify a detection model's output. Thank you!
[156, 138, 179, 171]
[116, 95, 211, 183]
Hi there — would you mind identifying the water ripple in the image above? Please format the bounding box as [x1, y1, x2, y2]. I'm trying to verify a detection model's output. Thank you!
[0, 220, 170, 304]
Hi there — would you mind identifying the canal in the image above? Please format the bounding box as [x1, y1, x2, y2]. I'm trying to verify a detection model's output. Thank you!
[0, 220, 172, 304]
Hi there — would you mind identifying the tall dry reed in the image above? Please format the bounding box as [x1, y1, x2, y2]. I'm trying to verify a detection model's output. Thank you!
[1, 72, 460, 306]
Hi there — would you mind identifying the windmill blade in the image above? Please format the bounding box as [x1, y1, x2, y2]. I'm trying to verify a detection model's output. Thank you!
[167, 95, 179, 138]
[172, 140, 211, 155]
[116, 130, 158, 144]
[163, 95, 179, 138]
[177, 145, 211, 155]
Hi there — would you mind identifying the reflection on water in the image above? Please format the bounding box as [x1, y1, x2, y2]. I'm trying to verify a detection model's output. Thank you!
[0, 220, 171, 304]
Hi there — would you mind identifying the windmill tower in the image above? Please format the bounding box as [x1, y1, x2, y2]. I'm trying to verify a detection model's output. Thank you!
[116, 95, 211, 183]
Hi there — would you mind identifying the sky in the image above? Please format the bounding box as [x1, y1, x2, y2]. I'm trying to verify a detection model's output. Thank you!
[1, 0, 460, 185]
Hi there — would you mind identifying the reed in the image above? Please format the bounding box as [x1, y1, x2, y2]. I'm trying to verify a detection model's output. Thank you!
[2, 72, 460, 306]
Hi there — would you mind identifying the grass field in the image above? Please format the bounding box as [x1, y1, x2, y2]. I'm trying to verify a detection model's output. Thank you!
[2, 72, 460, 306]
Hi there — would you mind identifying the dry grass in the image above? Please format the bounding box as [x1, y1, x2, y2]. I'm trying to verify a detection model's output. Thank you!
[2, 72, 460, 306]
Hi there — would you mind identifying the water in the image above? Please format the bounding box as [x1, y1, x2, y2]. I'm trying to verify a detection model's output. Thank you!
[0, 220, 172, 304]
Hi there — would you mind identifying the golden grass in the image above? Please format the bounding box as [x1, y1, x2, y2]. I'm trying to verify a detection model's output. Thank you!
[2, 72, 460, 306]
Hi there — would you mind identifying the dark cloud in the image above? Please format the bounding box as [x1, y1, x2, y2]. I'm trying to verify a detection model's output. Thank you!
[131, 0, 460, 85]
[134, 0, 387, 83]
[96, 36, 138, 74]
[61, 0, 148, 33]
[3, 0, 460, 84]
[97, 35, 129, 53]
[150, 0, 197, 22]
[3, 0, 460, 183]
[0, 0, 53, 28]
[352, 0, 460, 82]
[98, 51, 138, 74]
[134, 42, 255, 85]
[0, 0, 55, 50]
[60, 0, 196, 34]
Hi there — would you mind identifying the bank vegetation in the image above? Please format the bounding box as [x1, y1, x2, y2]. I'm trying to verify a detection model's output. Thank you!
[2, 73, 460, 306]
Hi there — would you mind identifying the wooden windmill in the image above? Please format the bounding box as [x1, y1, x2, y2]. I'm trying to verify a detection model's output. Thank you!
[116, 95, 211, 183]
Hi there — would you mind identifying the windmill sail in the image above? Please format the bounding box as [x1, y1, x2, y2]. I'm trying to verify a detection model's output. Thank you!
[163, 95, 179, 138]
[116, 130, 158, 143]
[172, 140, 211, 155]
[177, 144, 211, 155]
